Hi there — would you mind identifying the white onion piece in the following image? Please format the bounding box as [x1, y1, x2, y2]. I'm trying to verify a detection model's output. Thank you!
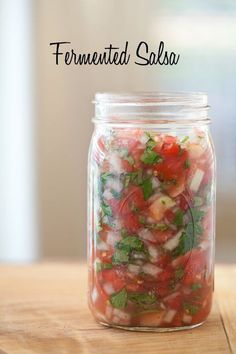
[91, 287, 98, 303]
[183, 314, 192, 324]
[152, 176, 160, 189]
[163, 292, 180, 303]
[128, 264, 141, 274]
[147, 244, 159, 262]
[103, 189, 113, 201]
[142, 263, 162, 277]
[164, 309, 177, 323]
[109, 153, 124, 174]
[163, 230, 183, 251]
[97, 241, 109, 251]
[138, 228, 155, 242]
[188, 143, 204, 159]
[103, 282, 115, 295]
[139, 134, 150, 145]
[113, 308, 131, 321]
[199, 240, 209, 251]
[106, 231, 121, 246]
[106, 177, 123, 192]
[189, 169, 204, 192]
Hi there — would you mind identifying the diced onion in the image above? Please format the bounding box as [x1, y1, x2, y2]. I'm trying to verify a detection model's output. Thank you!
[142, 263, 162, 277]
[97, 241, 109, 251]
[128, 264, 141, 274]
[164, 309, 177, 323]
[103, 189, 113, 200]
[163, 230, 183, 251]
[163, 292, 180, 303]
[109, 153, 124, 174]
[147, 244, 159, 262]
[106, 231, 121, 246]
[151, 176, 160, 189]
[113, 308, 131, 321]
[183, 314, 192, 324]
[189, 168, 204, 192]
[107, 177, 123, 192]
[103, 282, 115, 295]
[139, 134, 150, 145]
[138, 228, 155, 242]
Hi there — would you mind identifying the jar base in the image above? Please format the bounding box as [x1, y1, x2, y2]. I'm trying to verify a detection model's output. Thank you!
[98, 321, 205, 332]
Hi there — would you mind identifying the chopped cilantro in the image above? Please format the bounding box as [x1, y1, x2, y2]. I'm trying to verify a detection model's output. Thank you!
[101, 172, 113, 184]
[172, 208, 205, 257]
[191, 283, 202, 291]
[111, 189, 121, 200]
[194, 197, 203, 207]
[128, 293, 157, 306]
[175, 266, 184, 280]
[174, 210, 184, 227]
[141, 178, 153, 200]
[96, 262, 113, 272]
[112, 236, 145, 265]
[183, 303, 200, 315]
[110, 288, 128, 309]
[181, 136, 189, 144]
[141, 149, 162, 165]
[101, 203, 112, 217]
[184, 159, 190, 169]
[112, 249, 130, 264]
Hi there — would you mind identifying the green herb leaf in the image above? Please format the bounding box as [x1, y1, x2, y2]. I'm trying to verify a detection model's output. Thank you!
[194, 197, 203, 207]
[101, 203, 112, 217]
[181, 136, 189, 144]
[112, 249, 130, 264]
[141, 178, 153, 200]
[96, 262, 113, 272]
[174, 210, 184, 227]
[101, 172, 113, 184]
[124, 155, 135, 166]
[110, 288, 128, 309]
[191, 283, 202, 291]
[117, 236, 144, 252]
[128, 293, 157, 306]
[172, 208, 205, 257]
[113, 236, 145, 265]
[184, 159, 190, 169]
[183, 303, 200, 315]
[111, 189, 121, 200]
[141, 149, 162, 165]
[175, 266, 184, 280]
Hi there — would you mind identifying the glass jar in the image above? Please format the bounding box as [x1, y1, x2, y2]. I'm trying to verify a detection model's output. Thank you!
[87, 92, 215, 332]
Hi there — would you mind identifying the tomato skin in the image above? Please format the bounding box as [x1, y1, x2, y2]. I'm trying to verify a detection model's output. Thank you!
[121, 159, 134, 172]
[158, 266, 173, 282]
[164, 293, 182, 310]
[152, 229, 174, 244]
[118, 186, 146, 216]
[182, 250, 208, 285]
[164, 209, 175, 223]
[123, 213, 141, 233]
[100, 269, 125, 292]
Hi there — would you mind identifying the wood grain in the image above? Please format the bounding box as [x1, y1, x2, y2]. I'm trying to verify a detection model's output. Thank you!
[0, 263, 234, 354]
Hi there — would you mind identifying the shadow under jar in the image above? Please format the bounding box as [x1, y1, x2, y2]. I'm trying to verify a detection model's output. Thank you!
[87, 92, 216, 332]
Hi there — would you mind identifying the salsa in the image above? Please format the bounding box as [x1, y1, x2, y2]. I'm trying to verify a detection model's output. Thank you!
[88, 129, 214, 329]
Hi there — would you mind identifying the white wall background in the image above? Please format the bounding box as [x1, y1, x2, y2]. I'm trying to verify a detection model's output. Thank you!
[1, 0, 235, 261]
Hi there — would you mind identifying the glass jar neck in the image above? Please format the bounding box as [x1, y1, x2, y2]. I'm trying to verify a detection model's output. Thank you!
[93, 92, 210, 127]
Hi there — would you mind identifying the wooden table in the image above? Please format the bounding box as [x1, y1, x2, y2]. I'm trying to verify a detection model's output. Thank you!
[0, 263, 235, 354]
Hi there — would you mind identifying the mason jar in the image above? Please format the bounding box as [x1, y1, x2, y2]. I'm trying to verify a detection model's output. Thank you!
[87, 92, 216, 332]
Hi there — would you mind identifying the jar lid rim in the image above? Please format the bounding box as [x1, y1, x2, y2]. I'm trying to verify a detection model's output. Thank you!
[94, 91, 208, 107]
